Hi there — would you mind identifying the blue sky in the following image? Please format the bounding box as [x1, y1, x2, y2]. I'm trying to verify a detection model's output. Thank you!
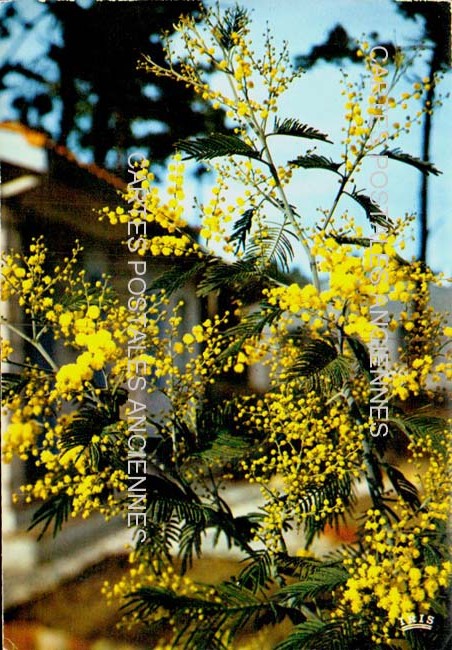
[1, 0, 451, 276]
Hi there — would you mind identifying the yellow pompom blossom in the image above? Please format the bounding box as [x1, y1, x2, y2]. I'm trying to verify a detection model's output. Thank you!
[337, 429, 452, 643]
[266, 229, 421, 344]
[148, 234, 193, 257]
[4, 416, 41, 460]
[1, 338, 13, 361]
[241, 389, 366, 552]
[53, 328, 119, 399]
[101, 155, 189, 235]
[1, 239, 131, 520]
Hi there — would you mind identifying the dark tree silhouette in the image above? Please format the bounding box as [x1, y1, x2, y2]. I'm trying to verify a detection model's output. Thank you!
[295, 1, 451, 265]
[397, 2, 450, 263]
[296, 24, 361, 68]
[0, 1, 224, 172]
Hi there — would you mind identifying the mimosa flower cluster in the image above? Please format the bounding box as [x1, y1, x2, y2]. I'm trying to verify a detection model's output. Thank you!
[2, 4, 451, 648]
[338, 430, 452, 644]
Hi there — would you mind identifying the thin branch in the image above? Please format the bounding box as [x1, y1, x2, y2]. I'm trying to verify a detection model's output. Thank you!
[1, 321, 58, 372]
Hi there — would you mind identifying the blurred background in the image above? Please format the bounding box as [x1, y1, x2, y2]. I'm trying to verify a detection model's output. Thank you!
[1, 1, 450, 648]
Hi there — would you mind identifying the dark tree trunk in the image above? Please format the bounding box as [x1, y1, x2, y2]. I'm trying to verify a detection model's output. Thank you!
[57, 22, 77, 147]
[418, 44, 442, 264]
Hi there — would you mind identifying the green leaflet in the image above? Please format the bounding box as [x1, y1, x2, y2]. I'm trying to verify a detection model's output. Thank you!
[273, 118, 333, 143]
[289, 153, 341, 172]
[381, 147, 442, 176]
[176, 133, 262, 161]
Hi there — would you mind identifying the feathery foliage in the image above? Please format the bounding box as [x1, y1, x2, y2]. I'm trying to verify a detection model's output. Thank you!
[272, 118, 332, 143]
[289, 153, 342, 172]
[215, 5, 249, 51]
[345, 188, 393, 230]
[177, 133, 262, 161]
[276, 565, 349, 604]
[1, 371, 29, 399]
[29, 491, 74, 539]
[287, 337, 351, 391]
[229, 208, 255, 253]
[380, 148, 442, 176]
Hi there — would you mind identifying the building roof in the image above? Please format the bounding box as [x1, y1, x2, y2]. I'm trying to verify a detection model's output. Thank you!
[1, 122, 127, 242]
[0, 121, 199, 247]
[0, 122, 125, 190]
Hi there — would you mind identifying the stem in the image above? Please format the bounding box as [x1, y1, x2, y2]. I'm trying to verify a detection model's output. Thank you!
[31, 315, 37, 340]
[1, 321, 58, 372]
[323, 175, 348, 230]
[255, 129, 321, 289]
[323, 117, 378, 232]
[263, 145, 321, 292]
[215, 37, 321, 291]
[342, 384, 384, 511]
[323, 55, 404, 233]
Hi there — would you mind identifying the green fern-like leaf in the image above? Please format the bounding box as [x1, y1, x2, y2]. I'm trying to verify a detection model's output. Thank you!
[176, 133, 262, 161]
[380, 148, 441, 176]
[59, 400, 125, 471]
[146, 491, 237, 548]
[192, 400, 258, 471]
[346, 188, 393, 230]
[145, 497, 210, 570]
[237, 550, 274, 592]
[195, 430, 252, 464]
[149, 259, 207, 295]
[245, 223, 296, 273]
[332, 234, 372, 247]
[28, 491, 74, 539]
[289, 337, 337, 375]
[212, 582, 288, 637]
[196, 257, 260, 297]
[146, 492, 206, 525]
[230, 208, 255, 253]
[298, 474, 356, 546]
[275, 553, 326, 580]
[60, 405, 113, 451]
[122, 573, 309, 648]
[121, 585, 219, 620]
[178, 521, 205, 573]
[422, 538, 445, 567]
[218, 302, 283, 360]
[289, 153, 341, 172]
[389, 413, 448, 455]
[273, 118, 333, 143]
[405, 414, 448, 440]
[385, 464, 420, 509]
[215, 6, 249, 50]
[139, 519, 181, 568]
[288, 338, 350, 392]
[274, 618, 352, 650]
[276, 565, 348, 604]
[1, 372, 29, 400]
[122, 582, 270, 649]
[346, 336, 370, 379]
[195, 399, 235, 447]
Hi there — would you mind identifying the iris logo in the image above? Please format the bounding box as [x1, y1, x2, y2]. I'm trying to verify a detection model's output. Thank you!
[399, 613, 435, 632]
